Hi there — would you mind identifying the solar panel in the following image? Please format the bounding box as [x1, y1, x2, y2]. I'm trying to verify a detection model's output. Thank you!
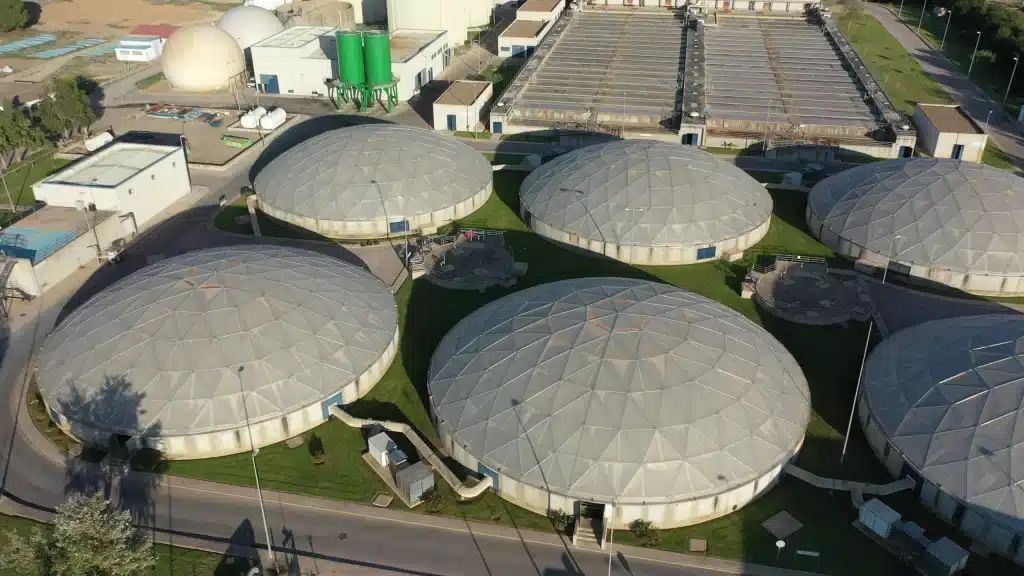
[29, 38, 107, 59]
[0, 34, 57, 55]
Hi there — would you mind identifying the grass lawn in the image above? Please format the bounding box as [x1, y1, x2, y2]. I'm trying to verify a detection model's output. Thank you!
[983, 140, 1014, 170]
[475, 61, 522, 97]
[171, 168, 1009, 575]
[1, 152, 69, 207]
[134, 73, 164, 91]
[214, 200, 325, 241]
[836, 11, 953, 115]
[0, 514, 254, 576]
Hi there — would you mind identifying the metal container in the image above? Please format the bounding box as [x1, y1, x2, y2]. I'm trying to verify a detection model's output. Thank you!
[363, 32, 393, 86]
[337, 31, 365, 86]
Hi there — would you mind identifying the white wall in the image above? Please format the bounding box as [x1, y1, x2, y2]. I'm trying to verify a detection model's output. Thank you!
[114, 147, 191, 228]
[518, 3, 562, 21]
[115, 38, 162, 62]
[392, 32, 450, 100]
[498, 19, 557, 55]
[432, 83, 494, 130]
[913, 107, 987, 162]
[251, 43, 337, 96]
[387, 0, 490, 44]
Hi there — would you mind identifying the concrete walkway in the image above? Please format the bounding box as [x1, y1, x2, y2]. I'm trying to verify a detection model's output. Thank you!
[865, 4, 1024, 170]
[785, 465, 915, 496]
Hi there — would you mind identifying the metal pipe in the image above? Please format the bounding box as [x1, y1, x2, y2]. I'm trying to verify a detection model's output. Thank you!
[1004, 56, 1019, 104]
[762, 100, 772, 158]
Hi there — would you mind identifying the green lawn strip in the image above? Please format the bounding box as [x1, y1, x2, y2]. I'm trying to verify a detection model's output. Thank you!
[177, 170, 937, 573]
[0, 513, 254, 576]
[1, 152, 68, 207]
[983, 139, 1014, 170]
[836, 11, 953, 115]
[477, 61, 522, 97]
[134, 73, 164, 91]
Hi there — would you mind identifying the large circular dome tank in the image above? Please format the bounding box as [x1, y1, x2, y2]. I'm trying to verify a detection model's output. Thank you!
[217, 5, 285, 50]
[808, 158, 1024, 295]
[428, 277, 811, 527]
[162, 25, 246, 92]
[37, 246, 399, 459]
[519, 140, 773, 265]
[254, 124, 493, 239]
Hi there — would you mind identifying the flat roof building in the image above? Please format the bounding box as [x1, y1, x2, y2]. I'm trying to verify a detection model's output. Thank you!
[433, 80, 493, 131]
[37, 245, 399, 459]
[429, 278, 811, 528]
[33, 142, 191, 232]
[914, 104, 988, 163]
[807, 158, 1024, 295]
[520, 140, 772, 265]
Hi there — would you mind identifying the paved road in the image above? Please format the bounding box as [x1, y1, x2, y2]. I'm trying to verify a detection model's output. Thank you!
[0, 162, 760, 575]
[866, 4, 1024, 169]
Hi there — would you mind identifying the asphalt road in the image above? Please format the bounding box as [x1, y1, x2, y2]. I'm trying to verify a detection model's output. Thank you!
[0, 165, 732, 576]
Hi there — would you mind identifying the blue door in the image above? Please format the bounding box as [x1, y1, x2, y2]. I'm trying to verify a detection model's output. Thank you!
[447, 114, 458, 131]
[260, 74, 280, 94]
[478, 462, 499, 492]
[492, 121, 503, 134]
[696, 246, 717, 260]
[389, 220, 410, 234]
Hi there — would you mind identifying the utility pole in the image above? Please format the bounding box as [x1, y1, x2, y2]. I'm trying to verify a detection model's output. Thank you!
[969, 31, 982, 78]
[1005, 56, 1020, 104]
[238, 366, 278, 570]
[940, 10, 953, 51]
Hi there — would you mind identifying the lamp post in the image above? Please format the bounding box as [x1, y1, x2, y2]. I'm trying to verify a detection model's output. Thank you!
[898, 0, 905, 19]
[841, 235, 901, 465]
[762, 99, 772, 158]
[606, 501, 616, 576]
[917, 0, 928, 35]
[237, 366, 278, 570]
[985, 109, 993, 133]
[1004, 56, 1020, 104]
[940, 11, 953, 51]
[969, 31, 982, 78]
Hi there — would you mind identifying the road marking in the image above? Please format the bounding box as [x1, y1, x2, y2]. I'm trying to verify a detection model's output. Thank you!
[169, 482, 735, 573]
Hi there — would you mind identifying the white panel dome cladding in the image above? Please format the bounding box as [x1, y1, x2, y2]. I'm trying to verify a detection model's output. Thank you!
[808, 158, 1024, 277]
[427, 278, 811, 504]
[519, 140, 773, 248]
[37, 246, 398, 437]
[218, 6, 285, 50]
[161, 26, 246, 92]
[863, 314, 1024, 533]
[254, 125, 493, 222]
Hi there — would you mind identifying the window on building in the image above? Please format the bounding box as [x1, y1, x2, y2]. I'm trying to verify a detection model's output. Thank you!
[696, 246, 717, 260]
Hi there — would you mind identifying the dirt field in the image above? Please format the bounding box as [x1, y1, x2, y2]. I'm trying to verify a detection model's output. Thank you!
[34, 0, 229, 36]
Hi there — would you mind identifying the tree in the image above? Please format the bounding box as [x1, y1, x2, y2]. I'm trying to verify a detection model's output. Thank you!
[0, 101, 46, 169]
[37, 76, 95, 142]
[0, 0, 27, 32]
[0, 493, 156, 576]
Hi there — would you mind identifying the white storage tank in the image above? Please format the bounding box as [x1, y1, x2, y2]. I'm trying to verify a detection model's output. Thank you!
[259, 107, 286, 130]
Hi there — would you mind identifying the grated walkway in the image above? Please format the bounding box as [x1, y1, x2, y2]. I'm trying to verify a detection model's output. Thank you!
[785, 464, 916, 496]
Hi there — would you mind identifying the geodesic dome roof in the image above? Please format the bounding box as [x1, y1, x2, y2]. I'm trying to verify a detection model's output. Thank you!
[863, 314, 1024, 533]
[37, 246, 398, 438]
[254, 125, 492, 223]
[427, 278, 811, 504]
[519, 140, 772, 248]
[808, 158, 1024, 277]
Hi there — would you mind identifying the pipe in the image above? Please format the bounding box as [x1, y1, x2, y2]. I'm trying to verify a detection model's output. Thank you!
[245, 194, 262, 237]
[328, 405, 492, 499]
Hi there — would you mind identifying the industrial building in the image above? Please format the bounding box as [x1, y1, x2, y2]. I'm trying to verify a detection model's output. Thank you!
[519, 140, 772, 265]
[253, 0, 386, 24]
[695, 14, 916, 159]
[36, 245, 399, 460]
[386, 0, 493, 45]
[499, 0, 564, 56]
[433, 80, 492, 131]
[0, 206, 123, 298]
[114, 35, 163, 63]
[913, 104, 988, 162]
[32, 143, 191, 232]
[428, 278, 811, 529]
[687, 0, 820, 12]
[807, 158, 1024, 296]
[253, 125, 492, 238]
[250, 26, 450, 101]
[161, 25, 247, 93]
[860, 314, 1024, 566]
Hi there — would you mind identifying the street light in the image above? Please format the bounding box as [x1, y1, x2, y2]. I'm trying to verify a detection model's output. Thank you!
[917, 0, 928, 36]
[898, 0, 905, 19]
[940, 10, 953, 51]
[841, 235, 902, 465]
[606, 501, 617, 576]
[984, 109, 993, 133]
[762, 99, 772, 158]
[969, 31, 982, 78]
[1004, 56, 1020, 104]
[237, 366, 278, 570]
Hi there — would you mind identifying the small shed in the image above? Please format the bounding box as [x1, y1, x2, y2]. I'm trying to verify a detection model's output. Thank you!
[859, 498, 901, 539]
[432, 80, 493, 132]
[913, 104, 988, 162]
[368, 432, 395, 467]
[396, 461, 434, 504]
[925, 537, 969, 576]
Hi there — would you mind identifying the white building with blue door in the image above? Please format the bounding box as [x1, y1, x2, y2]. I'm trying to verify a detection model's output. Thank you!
[34, 245, 399, 460]
[519, 140, 773, 265]
[913, 103, 987, 163]
[432, 80, 493, 132]
[252, 124, 493, 239]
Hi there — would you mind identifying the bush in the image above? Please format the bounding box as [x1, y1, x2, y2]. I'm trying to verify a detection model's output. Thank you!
[424, 489, 445, 513]
[308, 433, 325, 465]
[548, 509, 572, 533]
[629, 519, 653, 538]
[642, 526, 662, 547]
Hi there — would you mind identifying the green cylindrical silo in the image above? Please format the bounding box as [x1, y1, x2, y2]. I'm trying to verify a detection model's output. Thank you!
[337, 31, 366, 86]
[363, 32, 393, 86]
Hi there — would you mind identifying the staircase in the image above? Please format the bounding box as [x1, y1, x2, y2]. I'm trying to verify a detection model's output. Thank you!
[574, 516, 603, 548]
